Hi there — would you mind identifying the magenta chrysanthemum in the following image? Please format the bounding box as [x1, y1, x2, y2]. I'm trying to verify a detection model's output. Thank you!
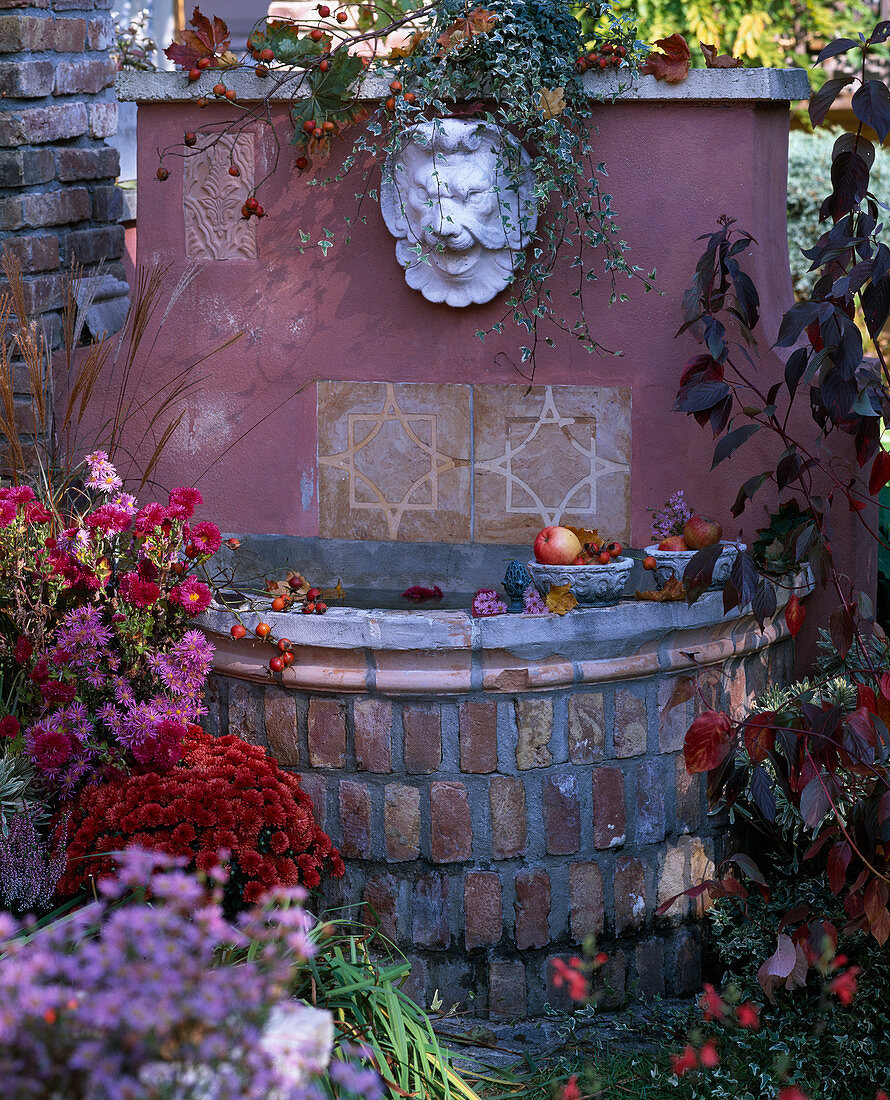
[170, 577, 211, 617]
[167, 487, 203, 519]
[131, 718, 186, 768]
[27, 724, 73, 773]
[119, 573, 161, 609]
[0, 500, 17, 528]
[190, 521, 221, 555]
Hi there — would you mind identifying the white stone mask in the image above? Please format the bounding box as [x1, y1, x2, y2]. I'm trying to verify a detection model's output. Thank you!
[381, 118, 538, 307]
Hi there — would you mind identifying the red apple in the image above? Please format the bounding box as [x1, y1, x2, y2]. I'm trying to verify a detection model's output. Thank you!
[683, 515, 722, 550]
[658, 535, 689, 551]
[534, 525, 582, 565]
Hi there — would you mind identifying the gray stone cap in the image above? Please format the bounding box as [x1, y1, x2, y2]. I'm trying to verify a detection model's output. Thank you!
[117, 65, 810, 104]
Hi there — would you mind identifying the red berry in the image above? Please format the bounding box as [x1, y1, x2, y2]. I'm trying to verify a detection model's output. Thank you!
[197, 96, 208, 108]
[336, 10, 347, 20]
[255, 622, 271, 637]
[255, 204, 264, 216]
[184, 131, 197, 146]
[246, 196, 259, 210]
[602, 42, 613, 52]
[213, 83, 226, 96]
[404, 92, 416, 104]
[277, 638, 291, 652]
[260, 48, 274, 61]
[390, 79, 402, 92]
[576, 58, 587, 71]
[617, 45, 627, 56]
[385, 96, 396, 111]
[317, 3, 331, 15]
[643, 555, 657, 571]
[228, 165, 240, 176]
[269, 656, 284, 672]
[314, 601, 328, 614]
[225, 88, 236, 101]
[241, 203, 252, 218]
[255, 64, 269, 77]
[296, 156, 309, 170]
[322, 120, 335, 132]
[188, 68, 201, 81]
[302, 602, 315, 614]
[597, 551, 611, 565]
[230, 623, 246, 639]
[319, 58, 330, 71]
[306, 588, 321, 601]
[198, 56, 212, 69]
[288, 574, 304, 588]
[309, 28, 324, 41]
[303, 119, 316, 132]
[156, 165, 169, 180]
[271, 595, 286, 611]
[281, 651, 294, 666]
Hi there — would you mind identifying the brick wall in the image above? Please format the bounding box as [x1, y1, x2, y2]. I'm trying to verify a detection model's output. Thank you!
[205, 636, 796, 1018]
[0, 0, 126, 465]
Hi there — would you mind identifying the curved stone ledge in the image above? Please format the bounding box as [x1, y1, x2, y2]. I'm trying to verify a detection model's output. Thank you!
[199, 572, 812, 696]
[117, 65, 809, 105]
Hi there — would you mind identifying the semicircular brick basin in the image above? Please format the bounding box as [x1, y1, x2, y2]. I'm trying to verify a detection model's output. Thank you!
[199, 577, 807, 1017]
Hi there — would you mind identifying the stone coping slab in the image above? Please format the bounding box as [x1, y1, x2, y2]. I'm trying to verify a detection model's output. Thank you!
[117, 66, 810, 104]
[198, 570, 812, 694]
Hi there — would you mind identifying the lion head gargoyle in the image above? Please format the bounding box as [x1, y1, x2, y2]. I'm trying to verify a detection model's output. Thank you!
[381, 117, 538, 308]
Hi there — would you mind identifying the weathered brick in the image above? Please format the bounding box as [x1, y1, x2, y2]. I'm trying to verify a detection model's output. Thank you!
[263, 685, 299, 766]
[599, 949, 627, 1009]
[568, 691, 605, 764]
[54, 15, 86, 51]
[464, 870, 501, 949]
[0, 230, 60, 276]
[91, 183, 122, 222]
[0, 14, 53, 52]
[673, 927, 702, 995]
[458, 700, 497, 773]
[635, 939, 665, 997]
[64, 225, 125, 267]
[0, 147, 54, 187]
[676, 755, 700, 833]
[657, 677, 693, 752]
[658, 836, 713, 919]
[0, 0, 50, 12]
[543, 953, 587, 1013]
[543, 772, 580, 855]
[514, 868, 550, 949]
[338, 779, 372, 859]
[489, 960, 526, 1020]
[430, 780, 472, 863]
[19, 188, 90, 228]
[85, 15, 112, 50]
[0, 59, 54, 96]
[87, 100, 116, 138]
[592, 767, 626, 849]
[0, 196, 22, 230]
[298, 773, 326, 829]
[383, 783, 420, 861]
[353, 698, 391, 773]
[0, 271, 66, 313]
[18, 102, 89, 144]
[227, 680, 265, 747]
[514, 697, 552, 769]
[614, 856, 646, 935]
[569, 862, 604, 942]
[364, 873, 398, 940]
[402, 704, 441, 773]
[55, 144, 118, 181]
[635, 759, 665, 844]
[53, 57, 115, 96]
[489, 775, 527, 859]
[412, 873, 449, 948]
[307, 698, 346, 768]
[614, 688, 647, 757]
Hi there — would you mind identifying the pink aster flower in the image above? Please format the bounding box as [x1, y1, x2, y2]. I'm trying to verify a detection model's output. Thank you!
[471, 588, 507, 617]
[167, 487, 203, 519]
[523, 585, 551, 615]
[190, 521, 221, 555]
[40, 679, 77, 706]
[170, 576, 211, 616]
[24, 501, 52, 525]
[0, 716, 20, 739]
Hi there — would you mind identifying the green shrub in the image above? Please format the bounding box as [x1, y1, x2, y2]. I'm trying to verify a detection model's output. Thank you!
[787, 129, 890, 296]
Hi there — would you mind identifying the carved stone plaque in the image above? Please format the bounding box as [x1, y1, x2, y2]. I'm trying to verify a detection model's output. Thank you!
[183, 132, 257, 261]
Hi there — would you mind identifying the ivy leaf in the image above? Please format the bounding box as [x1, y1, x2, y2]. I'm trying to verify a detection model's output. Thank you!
[545, 584, 577, 615]
[640, 34, 691, 84]
[700, 42, 742, 68]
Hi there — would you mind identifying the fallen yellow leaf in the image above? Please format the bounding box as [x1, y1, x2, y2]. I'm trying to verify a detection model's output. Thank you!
[538, 86, 566, 120]
[545, 583, 578, 615]
[635, 575, 685, 601]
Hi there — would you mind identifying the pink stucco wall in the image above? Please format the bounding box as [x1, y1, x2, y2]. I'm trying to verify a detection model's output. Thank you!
[108, 80, 872, 643]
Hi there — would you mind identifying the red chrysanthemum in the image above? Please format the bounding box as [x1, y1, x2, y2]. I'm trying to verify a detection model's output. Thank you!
[40, 679, 77, 705]
[13, 636, 33, 665]
[31, 728, 73, 770]
[167, 487, 203, 519]
[58, 726, 343, 907]
[119, 572, 162, 609]
[0, 715, 20, 738]
[170, 577, 211, 616]
[190, 521, 222, 555]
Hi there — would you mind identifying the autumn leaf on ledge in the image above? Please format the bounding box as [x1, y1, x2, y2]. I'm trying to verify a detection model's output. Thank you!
[545, 583, 577, 615]
[640, 33, 691, 84]
[437, 7, 498, 54]
[389, 30, 429, 60]
[635, 575, 685, 601]
[700, 42, 743, 68]
[164, 5, 231, 69]
[565, 525, 601, 549]
[538, 87, 566, 120]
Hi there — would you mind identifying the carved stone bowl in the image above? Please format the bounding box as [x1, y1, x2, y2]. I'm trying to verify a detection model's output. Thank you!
[643, 542, 746, 591]
[526, 556, 634, 607]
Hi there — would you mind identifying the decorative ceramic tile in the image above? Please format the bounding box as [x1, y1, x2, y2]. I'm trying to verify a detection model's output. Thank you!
[473, 385, 631, 544]
[317, 382, 471, 542]
[183, 133, 256, 260]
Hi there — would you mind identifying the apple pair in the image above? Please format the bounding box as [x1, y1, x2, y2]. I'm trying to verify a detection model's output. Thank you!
[658, 515, 722, 552]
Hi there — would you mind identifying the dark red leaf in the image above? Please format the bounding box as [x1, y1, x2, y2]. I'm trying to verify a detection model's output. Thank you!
[827, 841, 852, 894]
[640, 33, 691, 83]
[785, 594, 805, 637]
[684, 710, 732, 774]
[744, 712, 776, 762]
[869, 450, 890, 495]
